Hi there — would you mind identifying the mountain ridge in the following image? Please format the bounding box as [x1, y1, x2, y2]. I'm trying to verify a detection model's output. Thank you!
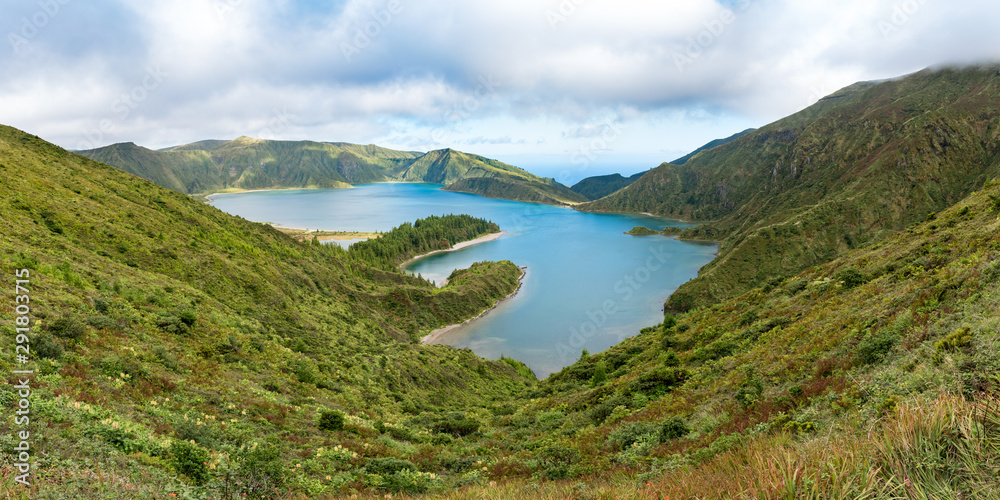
[580, 65, 1000, 310]
[78, 138, 580, 205]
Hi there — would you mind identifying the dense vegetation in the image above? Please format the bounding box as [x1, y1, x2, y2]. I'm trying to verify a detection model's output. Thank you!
[669, 128, 755, 165]
[78, 140, 579, 206]
[569, 172, 645, 201]
[421, 176, 1000, 499]
[581, 66, 1000, 310]
[3, 66, 1000, 500]
[346, 215, 500, 270]
[0, 125, 532, 498]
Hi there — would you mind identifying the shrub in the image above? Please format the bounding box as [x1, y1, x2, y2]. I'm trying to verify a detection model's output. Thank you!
[693, 339, 738, 361]
[535, 445, 580, 467]
[589, 394, 630, 424]
[834, 268, 867, 289]
[735, 377, 764, 407]
[433, 413, 480, 437]
[659, 416, 690, 441]
[86, 315, 117, 330]
[363, 457, 417, 475]
[234, 443, 285, 496]
[170, 440, 210, 485]
[382, 469, 437, 494]
[178, 310, 197, 326]
[33, 334, 63, 360]
[662, 314, 677, 330]
[935, 327, 972, 352]
[318, 410, 345, 431]
[431, 433, 453, 445]
[857, 330, 897, 365]
[590, 361, 607, 385]
[662, 351, 680, 367]
[786, 279, 809, 295]
[608, 421, 660, 450]
[293, 360, 316, 384]
[46, 315, 85, 339]
[157, 315, 190, 335]
[634, 367, 688, 395]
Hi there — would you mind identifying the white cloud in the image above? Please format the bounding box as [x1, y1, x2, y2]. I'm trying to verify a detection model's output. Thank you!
[1, 0, 998, 164]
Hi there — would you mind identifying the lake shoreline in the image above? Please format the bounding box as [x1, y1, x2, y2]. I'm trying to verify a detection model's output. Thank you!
[421, 266, 526, 345]
[399, 231, 506, 269]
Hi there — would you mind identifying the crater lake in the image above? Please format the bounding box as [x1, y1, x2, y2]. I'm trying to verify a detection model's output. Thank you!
[209, 183, 717, 377]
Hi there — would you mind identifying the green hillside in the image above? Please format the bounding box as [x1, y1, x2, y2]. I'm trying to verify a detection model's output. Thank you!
[444, 168, 1000, 500]
[0, 125, 534, 498]
[79, 140, 578, 206]
[570, 171, 646, 201]
[5, 65, 1000, 500]
[443, 177, 589, 206]
[581, 65, 1000, 310]
[670, 128, 756, 165]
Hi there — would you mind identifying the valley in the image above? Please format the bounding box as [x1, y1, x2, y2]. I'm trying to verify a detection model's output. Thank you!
[2, 65, 999, 500]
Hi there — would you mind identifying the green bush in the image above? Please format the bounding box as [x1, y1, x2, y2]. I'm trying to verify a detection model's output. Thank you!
[590, 361, 607, 385]
[157, 315, 190, 335]
[178, 309, 197, 326]
[169, 440, 210, 485]
[735, 377, 764, 407]
[834, 268, 867, 289]
[662, 314, 677, 330]
[293, 360, 316, 384]
[363, 457, 417, 475]
[786, 279, 809, 295]
[535, 444, 580, 467]
[659, 416, 689, 441]
[33, 334, 63, 360]
[935, 327, 972, 352]
[232, 443, 286, 496]
[433, 413, 480, 437]
[607, 421, 660, 450]
[46, 315, 85, 339]
[85, 315, 117, 330]
[318, 410, 344, 431]
[634, 367, 688, 395]
[857, 330, 897, 365]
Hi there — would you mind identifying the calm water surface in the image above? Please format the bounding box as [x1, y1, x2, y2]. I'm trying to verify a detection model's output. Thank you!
[210, 184, 717, 377]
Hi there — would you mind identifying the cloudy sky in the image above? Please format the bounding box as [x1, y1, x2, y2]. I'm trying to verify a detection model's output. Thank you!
[2, 0, 999, 183]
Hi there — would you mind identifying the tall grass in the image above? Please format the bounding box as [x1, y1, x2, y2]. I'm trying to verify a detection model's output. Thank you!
[340, 393, 999, 500]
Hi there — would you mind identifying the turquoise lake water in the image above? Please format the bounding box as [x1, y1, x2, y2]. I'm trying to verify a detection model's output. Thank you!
[209, 183, 717, 377]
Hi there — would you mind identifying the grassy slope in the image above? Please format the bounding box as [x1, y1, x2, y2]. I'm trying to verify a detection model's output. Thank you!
[670, 127, 756, 166]
[442, 177, 589, 206]
[419, 176, 1000, 499]
[580, 66, 1000, 310]
[0, 125, 534, 497]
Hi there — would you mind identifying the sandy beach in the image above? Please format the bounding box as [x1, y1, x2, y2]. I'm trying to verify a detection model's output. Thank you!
[421, 266, 526, 345]
[398, 231, 506, 268]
